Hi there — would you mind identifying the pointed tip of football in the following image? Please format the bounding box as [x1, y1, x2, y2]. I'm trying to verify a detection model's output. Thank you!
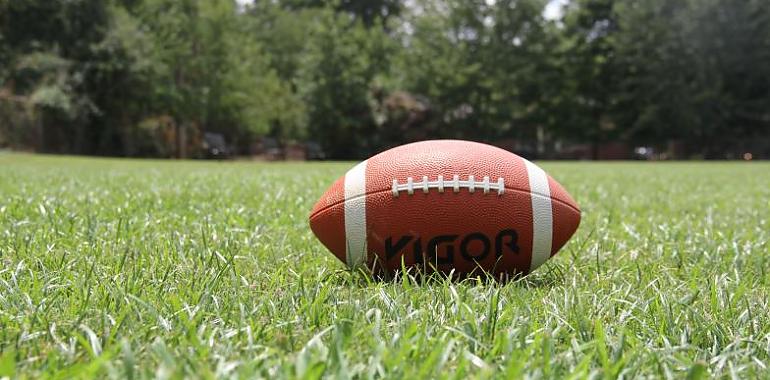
[309, 176, 348, 265]
[309, 176, 346, 219]
[548, 176, 581, 257]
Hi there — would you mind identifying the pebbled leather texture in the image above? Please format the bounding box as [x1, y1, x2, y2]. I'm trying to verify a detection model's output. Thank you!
[309, 140, 580, 276]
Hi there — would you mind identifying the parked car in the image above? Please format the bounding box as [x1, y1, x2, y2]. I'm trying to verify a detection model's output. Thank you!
[202, 132, 230, 159]
[305, 141, 326, 160]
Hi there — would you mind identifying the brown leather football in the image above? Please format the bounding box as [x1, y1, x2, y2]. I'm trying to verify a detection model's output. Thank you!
[309, 140, 580, 277]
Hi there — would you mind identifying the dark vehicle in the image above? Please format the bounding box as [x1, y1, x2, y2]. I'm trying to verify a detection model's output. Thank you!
[202, 132, 229, 159]
[305, 141, 326, 160]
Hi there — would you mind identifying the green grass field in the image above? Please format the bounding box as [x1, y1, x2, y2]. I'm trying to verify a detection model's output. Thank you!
[1, 153, 769, 379]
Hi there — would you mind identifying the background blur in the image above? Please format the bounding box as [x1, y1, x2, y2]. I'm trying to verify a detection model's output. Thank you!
[1, 0, 768, 160]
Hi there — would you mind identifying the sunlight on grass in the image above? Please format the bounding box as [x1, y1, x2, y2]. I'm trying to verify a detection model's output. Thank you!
[0, 155, 769, 378]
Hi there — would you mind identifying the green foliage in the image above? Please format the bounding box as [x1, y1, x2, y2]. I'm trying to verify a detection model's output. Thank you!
[558, 0, 770, 156]
[611, 0, 696, 142]
[17, 52, 80, 116]
[556, 0, 620, 147]
[297, 8, 394, 157]
[1, 154, 770, 377]
[245, 3, 315, 82]
[684, 0, 770, 145]
[0, 0, 768, 157]
[396, 0, 558, 142]
[281, 0, 402, 27]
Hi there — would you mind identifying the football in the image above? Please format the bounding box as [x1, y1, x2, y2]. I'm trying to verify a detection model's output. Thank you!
[309, 140, 580, 278]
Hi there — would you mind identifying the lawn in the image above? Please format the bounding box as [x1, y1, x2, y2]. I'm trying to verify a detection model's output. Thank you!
[0, 153, 769, 379]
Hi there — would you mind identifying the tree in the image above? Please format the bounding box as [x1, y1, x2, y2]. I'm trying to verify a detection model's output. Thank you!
[0, 0, 112, 153]
[280, 0, 402, 28]
[558, 0, 622, 158]
[610, 0, 697, 145]
[133, 0, 304, 155]
[297, 9, 394, 158]
[2, 0, 768, 159]
[484, 0, 561, 150]
[685, 0, 770, 156]
[393, 0, 556, 149]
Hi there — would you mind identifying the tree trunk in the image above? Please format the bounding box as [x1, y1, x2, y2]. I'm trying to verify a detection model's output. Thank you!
[176, 122, 187, 159]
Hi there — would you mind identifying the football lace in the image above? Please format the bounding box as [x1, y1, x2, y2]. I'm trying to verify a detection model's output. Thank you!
[392, 175, 505, 197]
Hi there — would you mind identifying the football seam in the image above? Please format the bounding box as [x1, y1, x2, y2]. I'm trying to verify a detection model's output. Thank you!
[309, 186, 580, 221]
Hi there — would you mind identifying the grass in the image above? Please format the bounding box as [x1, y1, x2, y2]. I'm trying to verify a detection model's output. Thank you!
[0, 152, 769, 379]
